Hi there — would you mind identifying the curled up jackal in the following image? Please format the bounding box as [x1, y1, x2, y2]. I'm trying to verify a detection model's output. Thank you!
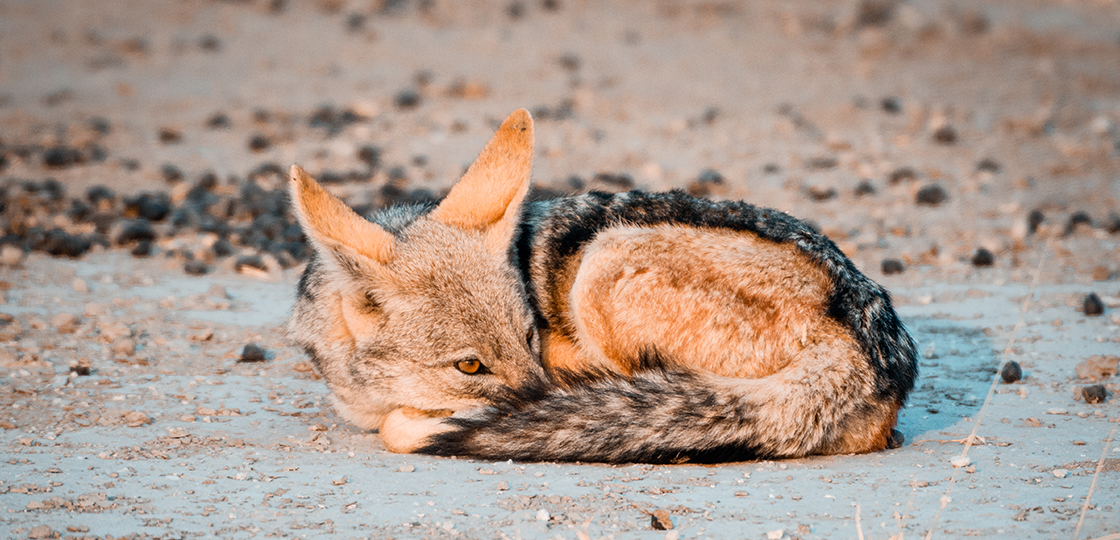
[287, 109, 918, 463]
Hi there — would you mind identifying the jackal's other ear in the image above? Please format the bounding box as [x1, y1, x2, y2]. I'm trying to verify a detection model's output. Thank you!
[290, 165, 394, 276]
[429, 109, 533, 255]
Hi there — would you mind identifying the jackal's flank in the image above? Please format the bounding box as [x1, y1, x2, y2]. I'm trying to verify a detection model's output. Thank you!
[287, 109, 918, 463]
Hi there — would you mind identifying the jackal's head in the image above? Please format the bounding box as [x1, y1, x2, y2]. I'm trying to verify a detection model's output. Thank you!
[287, 110, 547, 431]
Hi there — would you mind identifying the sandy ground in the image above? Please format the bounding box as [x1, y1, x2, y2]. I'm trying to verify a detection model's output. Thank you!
[1, 0, 1119, 538]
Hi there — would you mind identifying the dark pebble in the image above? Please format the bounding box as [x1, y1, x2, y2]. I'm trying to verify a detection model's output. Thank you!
[253, 109, 271, 123]
[183, 260, 210, 275]
[130, 240, 152, 257]
[880, 96, 901, 114]
[542, 0, 560, 11]
[88, 117, 112, 135]
[309, 105, 365, 135]
[70, 361, 90, 376]
[806, 185, 837, 202]
[248, 134, 271, 152]
[120, 158, 141, 171]
[1027, 209, 1045, 234]
[212, 238, 235, 257]
[159, 127, 182, 144]
[915, 184, 948, 206]
[592, 172, 634, 191]
[357, 145, 381, 169]
[1000, 361, 1022, 384]
[116, 219, 156, 245]
[854, 180, 876, 197]
[1082, 384, 1107, 404]
[125, 193, 172, 222]
[506, 1, 525, 19]
[89, 212, 117, 234]
[42, 146, 85, 169]
[686, 169, 724, 198]
[971, 248, 995, 267]
[932, 125, 957, 144]
[975, 158, 1001, 173]
[160, 163, 184, 183]
[805, 156, 838, 170]
[888, 167, 918, 184]
[198, 34, 221, 52]
[762, 163, 780, 174]
[1105, 213, 1120, 234]
[206, 112, 231, 129]
[394, 89, 422, 110]
[1083, 293, 1104, 316]
[239, 343, 267, 363]
[346, 12, 366, 32]
[235, 254, 268, 273]
[881, 259, 905, 275]
[86, 144, 108, 163]
[1065, 211, 1092, 235]
[43, 229, 91, 258]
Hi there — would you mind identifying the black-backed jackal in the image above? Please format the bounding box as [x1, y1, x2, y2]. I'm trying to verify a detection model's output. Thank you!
[287, 109, 918, 463]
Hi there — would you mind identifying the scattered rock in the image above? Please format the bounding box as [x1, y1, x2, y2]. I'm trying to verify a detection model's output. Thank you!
[767, 530, 785, 540]
[27, 525, 55, 539]
[0, 245, 24, 267]
[398, 464, 415, 473]
[651, 510, 673, 530]
[1052, 469, 1068, 479]
[124, 411, 151, 427]
[535, 509, 550, 521]
[975, 158, 1001, 173]
[1083, 293, 1104, 316]
[932, 125, 957, 144]
[854, 180, 876, 197]
[51, 313, 81, 334]
[915, 184, 948, 206]
[70, 357, 90, 376]
[881, 259, 905, 275]
[1027, 209, 1045, 234]
[394, 88, 422, 110]
[239, 343, 267, 362]
[111, 337, 136, 356]
[970, 248, 994, 267]
[1076, 355, 1118, 381]
[116, 219, 156, 245]
[888, 167, 918, 184]
[248, 133, 271, 152]
[184, 260, 210, 275]
[1000, 361, 1022, 383]
[950, 455, 971, 468]
[880, 96, 901, 114]
[159, 127, 182, 144]
[806, 184, 837, 202]
[1082, 384, 1108, 404]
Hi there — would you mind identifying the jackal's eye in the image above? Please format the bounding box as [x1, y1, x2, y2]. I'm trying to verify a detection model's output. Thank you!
[455, 357, 484, 375]
[526, 327, 537, 348]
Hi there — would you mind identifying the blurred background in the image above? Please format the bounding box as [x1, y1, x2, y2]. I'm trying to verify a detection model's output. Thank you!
[1, 0, 1118, 279]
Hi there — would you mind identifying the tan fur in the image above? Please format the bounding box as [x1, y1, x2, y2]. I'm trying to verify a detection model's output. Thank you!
[568, 225, 839, 378]
[290, 164, 394, 264]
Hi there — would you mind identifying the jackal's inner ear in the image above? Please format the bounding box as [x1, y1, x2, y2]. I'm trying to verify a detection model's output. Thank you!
[429, 109, 534, 255]
[289, 164, 395, 275]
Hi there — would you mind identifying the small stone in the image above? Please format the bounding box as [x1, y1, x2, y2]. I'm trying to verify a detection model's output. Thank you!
[1024, 417, 1042, 427]
[239, 343, 267, 362]
[395, 88, 422, 110]
[1082, 384, 1108, 404]
[651, 510, 673, 530]
[975, 158, 1001, 173]
[167, 427, 190, 438]
[767, 529, 785, 540]
[933, 125, 957, 144]
[881, 259, 905, 275]
[112, 338, 136, 356]
[27, 525, 54, 539]
[51, 313, 81, 334]
[888, 167, 918, 184]
[72, 278, 89, 293]
[116, 219, 156, 245]
[1075, 355, 1119, 380]
[0, 245, 24, 267]
[1091, 266, 1111, 281]
[130, 240, 152, 257]
[160, 163, 184, 183]
[1052, 469, 1068, 478]
[1000, 361, 1022, 383]
[332, 476, 347, 486]
[43, 146, 84, 168]
[184, 260, 210, 275]
[1028, 209, 1045, 234]
[496, 481, 509, 491]
[915, 184, 948, 206]
[1083, 293, 1105, 316]
[536, 509, 550, 521]
[70, 358, 90, 376]
[159, 127, 182, 144]
[881, 96, 901, 114]
[950, 455, 971, 468]
[971, 248, 995, 267]
[398, 464, 415, 473]
[309, 423, 328, 431]
[248, 134, 271, 152]
[854, 180, 876, 196]
[124, 411, 151, 427]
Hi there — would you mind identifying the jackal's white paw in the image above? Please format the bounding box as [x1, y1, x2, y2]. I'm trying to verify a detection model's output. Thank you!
[379, 407, 455, 453]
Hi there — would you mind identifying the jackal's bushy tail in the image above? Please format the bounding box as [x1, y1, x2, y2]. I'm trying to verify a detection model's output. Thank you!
[417, 352, 901, 463]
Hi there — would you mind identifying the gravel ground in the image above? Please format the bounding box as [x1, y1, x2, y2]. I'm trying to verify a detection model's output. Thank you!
[1, 0, 1119, 538]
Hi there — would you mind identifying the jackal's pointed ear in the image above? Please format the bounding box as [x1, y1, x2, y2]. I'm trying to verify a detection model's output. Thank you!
[290, 165, 394, 277]
[429, 109, 533, 255]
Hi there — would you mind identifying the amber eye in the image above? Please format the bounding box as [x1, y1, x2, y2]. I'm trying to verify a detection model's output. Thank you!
[456, 358, 483, 375]
[526, 327, 537, 347]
